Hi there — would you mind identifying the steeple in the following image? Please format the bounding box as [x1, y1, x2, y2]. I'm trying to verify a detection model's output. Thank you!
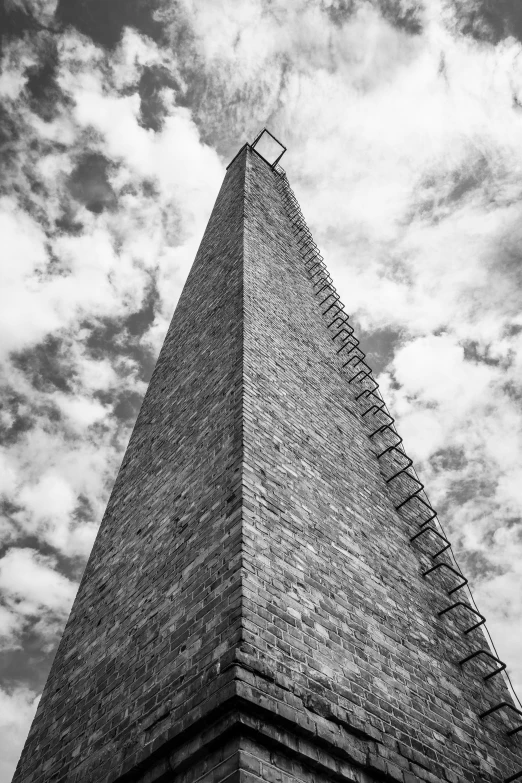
[12, 135, 522, 783]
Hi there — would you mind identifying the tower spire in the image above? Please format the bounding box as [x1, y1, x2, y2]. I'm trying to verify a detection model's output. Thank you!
[12, 140, 522, 783]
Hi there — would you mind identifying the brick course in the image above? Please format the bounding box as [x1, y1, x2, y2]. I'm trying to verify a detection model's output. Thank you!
[12, 145, 521, 783]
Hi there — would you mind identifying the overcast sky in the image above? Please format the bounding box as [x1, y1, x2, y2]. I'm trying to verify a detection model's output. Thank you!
[2, 0, 522, 779]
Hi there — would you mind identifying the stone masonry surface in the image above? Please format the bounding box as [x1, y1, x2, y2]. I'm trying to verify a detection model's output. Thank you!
[239, 149, 520, 783]
[12, 145, 521, 783]
[12, 148, 246, 783]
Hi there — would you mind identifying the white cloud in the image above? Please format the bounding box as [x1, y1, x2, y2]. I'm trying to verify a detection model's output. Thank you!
[0, 686, 39, 783]
[53, 394, 109, 430]
[0, 548, 76, 617]
[0, 203, 61, 361]
[70, 83, 224, 225]
[390, 334, 498, 417]
[0, 549, 77, 652]
[17, 473, 77, 531]
[71, 355, 118, 393]
[0, 68, 26, 100]
[6, 0, 58, 20]
[0, 451, 19, 498]
[0, 606, 24, 651]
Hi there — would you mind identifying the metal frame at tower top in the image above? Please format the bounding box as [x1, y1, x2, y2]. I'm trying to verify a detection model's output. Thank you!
[251, 128, 287, 168]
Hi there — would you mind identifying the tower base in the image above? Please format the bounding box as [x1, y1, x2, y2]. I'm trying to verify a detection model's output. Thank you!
[91, 658, 440, 783]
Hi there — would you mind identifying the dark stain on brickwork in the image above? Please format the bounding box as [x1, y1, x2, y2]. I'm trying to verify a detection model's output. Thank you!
[12, 147, 521, 783]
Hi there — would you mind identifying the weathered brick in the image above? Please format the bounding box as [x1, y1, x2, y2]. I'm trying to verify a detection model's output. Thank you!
[11, 144, 522, 783]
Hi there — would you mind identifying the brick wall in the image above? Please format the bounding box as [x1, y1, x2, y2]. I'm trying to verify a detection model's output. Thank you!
[12, 145, 521, 783]
[240, 147, 520, 783]
[12, 147, 247, 783]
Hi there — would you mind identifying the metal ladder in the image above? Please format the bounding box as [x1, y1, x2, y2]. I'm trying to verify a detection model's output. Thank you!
[273, 163, 522, 783]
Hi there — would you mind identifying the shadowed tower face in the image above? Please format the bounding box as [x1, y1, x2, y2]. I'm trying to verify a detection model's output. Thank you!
[13, 137, 522, 783]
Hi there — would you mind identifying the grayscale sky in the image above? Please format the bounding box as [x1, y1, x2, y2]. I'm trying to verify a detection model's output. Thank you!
[1, 0, 522, 779]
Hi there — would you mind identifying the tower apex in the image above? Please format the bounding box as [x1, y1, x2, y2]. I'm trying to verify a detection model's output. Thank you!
[251, 127, 287, 167]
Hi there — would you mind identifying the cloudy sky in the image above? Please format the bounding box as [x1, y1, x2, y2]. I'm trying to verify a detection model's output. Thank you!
[1, 0, 522, 778]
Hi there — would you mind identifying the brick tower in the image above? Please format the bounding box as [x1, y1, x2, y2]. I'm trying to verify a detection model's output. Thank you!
[12, 133, 522, 783]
